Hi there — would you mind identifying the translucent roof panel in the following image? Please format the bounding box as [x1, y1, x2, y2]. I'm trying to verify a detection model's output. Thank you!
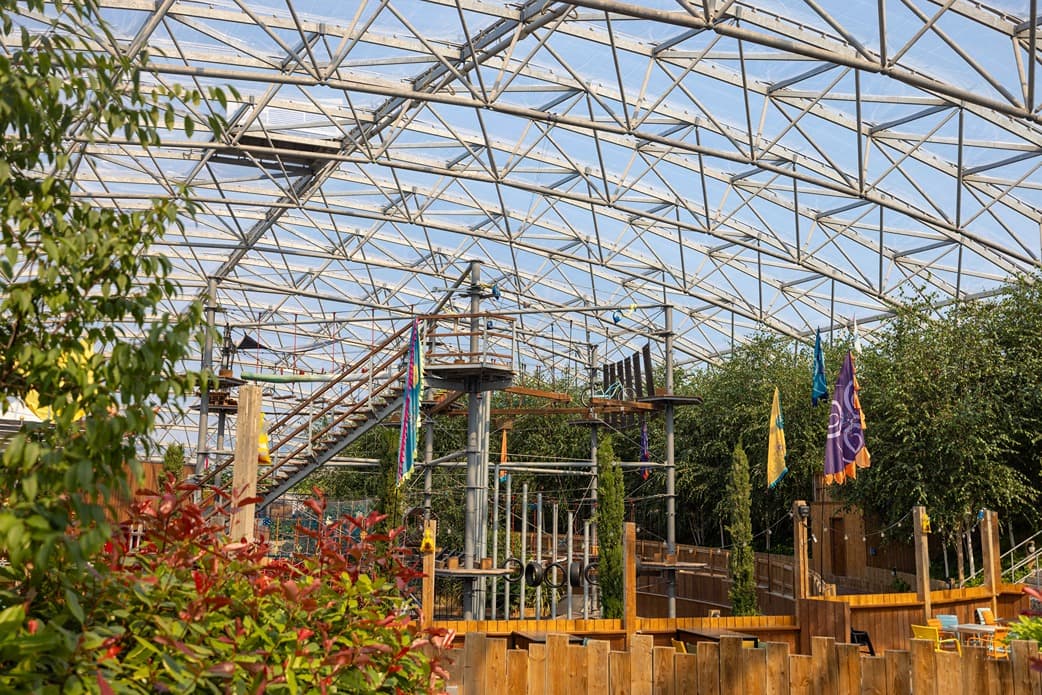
[22, 0, 1042, 379]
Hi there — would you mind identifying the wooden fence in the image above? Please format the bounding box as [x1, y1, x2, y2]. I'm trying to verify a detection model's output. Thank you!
[433, 615, 799, 652]
[444, 633, 1042, 695]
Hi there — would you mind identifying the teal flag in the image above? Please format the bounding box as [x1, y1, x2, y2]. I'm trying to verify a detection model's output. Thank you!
[812, 329, 828, 406]
[397, 319, 423, 485]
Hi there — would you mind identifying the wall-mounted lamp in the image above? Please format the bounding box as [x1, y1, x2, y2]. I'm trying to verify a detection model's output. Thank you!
[797, 505, 811, 520]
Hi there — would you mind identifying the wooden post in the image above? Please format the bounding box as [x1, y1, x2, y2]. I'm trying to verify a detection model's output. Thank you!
[912, 505, 931, 620]
[422, 520, 437, 628]
[980, 509, 1001, 613]
[624, 521, 637, 637]
[229, 384, 261, 541]
[793, 500, 809, 600]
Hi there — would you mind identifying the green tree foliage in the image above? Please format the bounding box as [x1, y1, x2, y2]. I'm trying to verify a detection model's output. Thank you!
[0, 0, 229, 600]
[674, 334, 831, 549]
[727, 442, 758, 615]
[842, 293, 1036, 578]
[162, 442, 186, 481]
[597, 434, 625, 619]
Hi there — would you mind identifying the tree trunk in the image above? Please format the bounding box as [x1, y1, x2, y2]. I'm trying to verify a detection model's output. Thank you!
[966, 530, 976, 579]
[956, 531, 966, 586]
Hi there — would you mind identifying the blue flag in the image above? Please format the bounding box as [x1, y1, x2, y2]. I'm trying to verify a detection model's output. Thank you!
[812, 329, 828, 406]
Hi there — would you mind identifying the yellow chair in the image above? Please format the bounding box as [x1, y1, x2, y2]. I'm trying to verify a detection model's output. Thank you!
[976, 607, 1005, 626]
[912, 624, 962, 655]
[671, 639, 688, 654]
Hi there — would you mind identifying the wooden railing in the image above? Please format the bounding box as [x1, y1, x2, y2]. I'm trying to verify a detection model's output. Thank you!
[443, 632, 1042, 694]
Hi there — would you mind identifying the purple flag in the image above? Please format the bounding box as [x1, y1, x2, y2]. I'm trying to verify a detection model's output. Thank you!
[639, 419, 650, 480]
[824, 351, 870, 485]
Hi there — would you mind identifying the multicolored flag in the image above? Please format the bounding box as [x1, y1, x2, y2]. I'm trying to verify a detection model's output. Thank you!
[767, 387, 787, 489]
[639, 418, 651, 480]
[397, 319, 424, 485]
[812, 328, 828, 406]
[824, 351, 871, 485]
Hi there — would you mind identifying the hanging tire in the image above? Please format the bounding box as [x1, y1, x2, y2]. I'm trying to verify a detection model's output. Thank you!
[503, 557, 524, 584]
[584, 561, 599, 586]
[524, 560, 544, 587]
[544, 561, 568, 589]
[569, 561, 583, 588]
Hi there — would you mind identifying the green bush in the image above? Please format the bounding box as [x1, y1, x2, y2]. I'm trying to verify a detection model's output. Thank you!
[0, 479, 451, 693]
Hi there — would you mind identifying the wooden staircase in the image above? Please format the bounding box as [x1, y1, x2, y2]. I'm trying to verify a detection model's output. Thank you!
[196, 320, 416, 512]
[197, 311, 517, 515]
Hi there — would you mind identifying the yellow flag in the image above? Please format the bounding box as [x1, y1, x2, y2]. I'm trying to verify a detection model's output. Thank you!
[767, 387, 787, 489]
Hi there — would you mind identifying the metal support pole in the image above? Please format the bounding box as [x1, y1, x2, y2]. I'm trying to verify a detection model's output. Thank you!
[478, 390, 492, 619]
[504, 475, 512, 616]
[462, 260, 483, 620]
[551, 501, 559, 619]
[194, 277, 217, 477]
[520, 482, 528, 619]
[491, 455, 501, 620]
[664, 305, 677, 618]
[423, 416, 434, 520]
[583, 520, 591, 619]
[567, 510, 574, 619]
[536, 492, 543, 621]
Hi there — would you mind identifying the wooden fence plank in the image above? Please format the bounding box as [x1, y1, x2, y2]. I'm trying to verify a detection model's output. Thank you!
[789, 654, 812, 695]
[611, 650, 631, 695]
[697, 642, 721, 695]
[995, 657, 1014, 695]
[652, 646, 674, 695]
[546, 635, 570, 695]
[630, 634, 653, 695]
[528, 643, 547, 695]
[884, 650, 911, 695]
[860, 656, 886, 695]
[764, 641, 789, 695]
[464, 633, 487, 695]
[962, 646, 987, 695]
[486, 639, 507, 695]
[935, 651, 962, 695]
[446, 648, 466, 693]
[1011, 640, 1041, 695]
[674, 653, 697, 694]
[742, 642, 767, 694]
[984, 657, 1002, 695]
[719, 636, 744, 695]
[835, 643, 860, 695]
[909, 639, 937, 695]
[568, 644, 589, 694]
[811, 636, 839, 695]
[507, 649, 528, 695]
[586, 640, 610, 695]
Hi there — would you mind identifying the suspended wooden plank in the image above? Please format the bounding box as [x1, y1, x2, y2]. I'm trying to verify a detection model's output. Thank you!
[503, 385, 572, 401]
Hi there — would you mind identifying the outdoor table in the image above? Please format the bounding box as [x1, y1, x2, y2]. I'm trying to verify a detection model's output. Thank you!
[676, 627, 758, 648]
[955, 623, 998, 646]
[511, 631, 583, 649]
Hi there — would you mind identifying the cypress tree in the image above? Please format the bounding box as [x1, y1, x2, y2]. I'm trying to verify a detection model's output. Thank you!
[727, 441, 759, 615]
